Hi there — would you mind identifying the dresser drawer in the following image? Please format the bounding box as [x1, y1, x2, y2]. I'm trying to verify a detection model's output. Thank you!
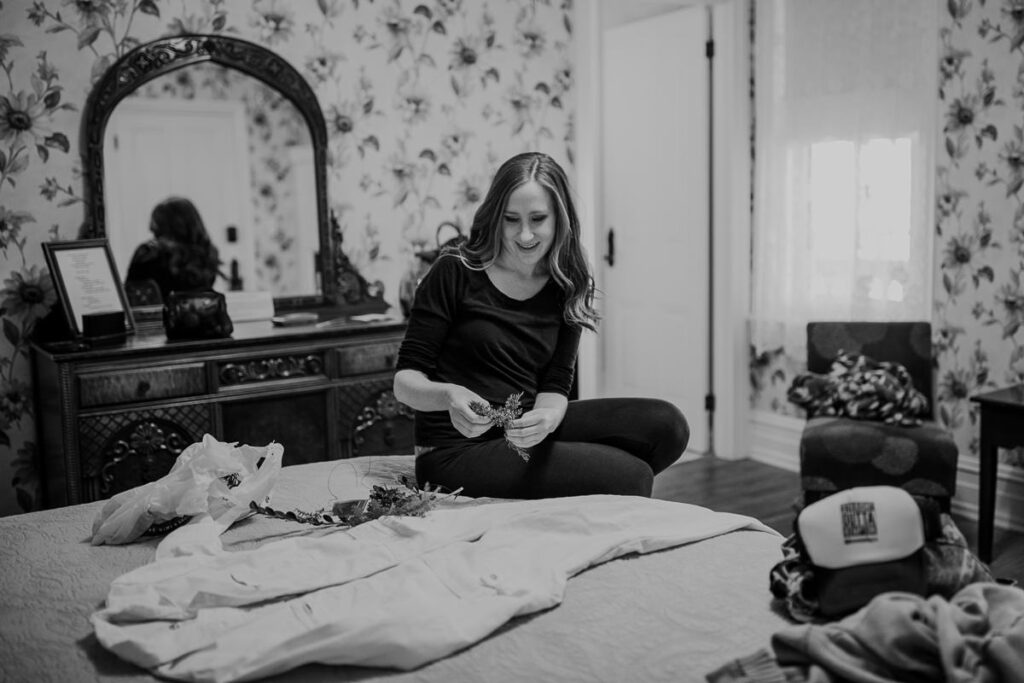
[78, 363, 207, 408]
[217, 351, 327, 387]
[334, 340, 400, 376]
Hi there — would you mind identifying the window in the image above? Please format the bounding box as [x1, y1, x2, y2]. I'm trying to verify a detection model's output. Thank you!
[750, 0, 937, 356]
[807, 137, 915, 307]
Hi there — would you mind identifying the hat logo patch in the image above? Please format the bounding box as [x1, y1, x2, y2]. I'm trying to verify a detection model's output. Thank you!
[840, 501, 878, 544]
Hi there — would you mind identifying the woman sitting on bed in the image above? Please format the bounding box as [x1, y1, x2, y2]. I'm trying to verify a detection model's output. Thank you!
[394, 152, 689, 499]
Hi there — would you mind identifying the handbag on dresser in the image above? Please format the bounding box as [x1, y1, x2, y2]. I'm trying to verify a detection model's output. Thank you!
[163, 290, 234, 340]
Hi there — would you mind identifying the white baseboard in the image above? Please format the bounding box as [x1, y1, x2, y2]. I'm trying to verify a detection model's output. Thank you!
[748, 409, 1024, 533]
[748, 410, 802, 473]
[950, 458, 1024, 534]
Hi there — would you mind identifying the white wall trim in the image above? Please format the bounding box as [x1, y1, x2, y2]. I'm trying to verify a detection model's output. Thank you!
[573, 0, 601, 400]
[951, 457, 1024, 534]
[709, 0, 752, 461]
[748, 410, 802, 473]
[748, 409, 1024, 532]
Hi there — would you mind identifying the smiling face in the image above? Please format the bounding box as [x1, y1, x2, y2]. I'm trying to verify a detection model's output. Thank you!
[498, 180, 556, 275]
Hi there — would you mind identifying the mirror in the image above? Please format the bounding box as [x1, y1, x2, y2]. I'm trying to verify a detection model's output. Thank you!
[105, 65, 316, 298]
[80, 34, 386, 314]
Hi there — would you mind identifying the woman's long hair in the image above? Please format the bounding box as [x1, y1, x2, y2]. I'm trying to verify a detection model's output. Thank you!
[456, 152, 599, 331]
[150, 196, 221, 284]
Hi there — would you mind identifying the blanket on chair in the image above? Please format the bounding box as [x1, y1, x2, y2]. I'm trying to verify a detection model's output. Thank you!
[787, 351, 928, 426]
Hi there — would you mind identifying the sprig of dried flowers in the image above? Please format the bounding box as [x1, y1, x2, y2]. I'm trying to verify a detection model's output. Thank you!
[469, 391, 530, 461]
[250, 475, 461, 528]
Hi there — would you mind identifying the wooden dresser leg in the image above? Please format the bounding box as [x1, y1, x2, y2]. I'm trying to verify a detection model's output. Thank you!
[977, 426, 997, 564]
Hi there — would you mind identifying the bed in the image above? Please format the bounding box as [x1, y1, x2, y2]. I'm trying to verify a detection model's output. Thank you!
[0, 455, 790, 683]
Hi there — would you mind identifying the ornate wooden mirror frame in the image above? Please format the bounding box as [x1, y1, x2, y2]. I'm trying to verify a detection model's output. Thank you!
[79, 33, 384, 313]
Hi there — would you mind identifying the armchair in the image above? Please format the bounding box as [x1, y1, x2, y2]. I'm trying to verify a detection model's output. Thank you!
[796, 322, 959, 511]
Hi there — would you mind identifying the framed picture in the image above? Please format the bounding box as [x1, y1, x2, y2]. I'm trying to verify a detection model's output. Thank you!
[42, 238, 135, 340]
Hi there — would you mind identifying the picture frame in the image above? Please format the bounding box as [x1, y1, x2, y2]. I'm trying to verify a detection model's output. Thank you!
[42, 238, 135, 341]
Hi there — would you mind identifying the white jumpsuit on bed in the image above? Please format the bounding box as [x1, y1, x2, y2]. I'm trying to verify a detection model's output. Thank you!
[92, 494, 774, 683]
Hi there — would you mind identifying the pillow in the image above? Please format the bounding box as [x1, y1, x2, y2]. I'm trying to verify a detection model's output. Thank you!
[787, 350, 928, 426]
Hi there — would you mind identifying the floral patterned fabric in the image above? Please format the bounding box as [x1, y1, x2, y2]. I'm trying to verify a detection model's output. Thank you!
[788, 351, 929, 427]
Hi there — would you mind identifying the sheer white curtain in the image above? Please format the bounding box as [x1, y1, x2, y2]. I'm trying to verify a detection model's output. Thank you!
[750, 0, 938, 357]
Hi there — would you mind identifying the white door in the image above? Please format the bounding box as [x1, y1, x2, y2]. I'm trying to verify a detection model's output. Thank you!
[599, 7, 710, 456]
[104, 99, 254, 287]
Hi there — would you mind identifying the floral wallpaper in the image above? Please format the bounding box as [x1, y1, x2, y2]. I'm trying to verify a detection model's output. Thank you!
[935, 0, 1024, 468]
[0, 0, 574, 516]
[751, 0, 1024, 472]
[130, 62, 315, 295]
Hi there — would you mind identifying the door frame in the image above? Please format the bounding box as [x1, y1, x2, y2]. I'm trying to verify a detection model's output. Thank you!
[574, 0, 752, 460]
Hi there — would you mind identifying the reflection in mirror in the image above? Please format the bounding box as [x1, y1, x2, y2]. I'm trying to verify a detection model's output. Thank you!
[103, 63, 318, 298]
[124, 196, 221, 304]
[81, 34, 388, 315]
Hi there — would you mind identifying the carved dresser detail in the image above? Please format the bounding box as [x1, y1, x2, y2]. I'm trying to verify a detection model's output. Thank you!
[351, 389, 417, 458]
[32, 319, 413, 507]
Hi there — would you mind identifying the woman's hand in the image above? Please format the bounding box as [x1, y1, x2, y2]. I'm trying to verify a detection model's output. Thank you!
[393, 370, 492, 438]
[505, 407, 562, 449]
[445, 385, 494, 438]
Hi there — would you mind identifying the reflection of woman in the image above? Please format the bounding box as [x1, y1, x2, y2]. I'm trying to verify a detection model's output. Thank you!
[394, 152, 689, 499]
[125, 197, 222, 300]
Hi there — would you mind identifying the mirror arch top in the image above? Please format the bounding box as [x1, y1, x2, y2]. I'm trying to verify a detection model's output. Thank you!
[80, 33, 336, 311]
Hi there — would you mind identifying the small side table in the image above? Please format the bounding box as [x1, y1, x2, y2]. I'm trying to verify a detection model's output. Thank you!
[969, 384, 1024, 563]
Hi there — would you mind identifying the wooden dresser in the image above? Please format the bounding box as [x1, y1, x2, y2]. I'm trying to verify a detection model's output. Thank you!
[31, 319, 415, 507]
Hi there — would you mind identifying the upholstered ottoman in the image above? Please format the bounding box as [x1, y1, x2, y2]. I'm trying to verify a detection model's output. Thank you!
[800, 415, 959, 510]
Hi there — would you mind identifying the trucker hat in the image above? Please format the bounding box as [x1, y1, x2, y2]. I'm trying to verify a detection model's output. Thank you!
[796, 486, 927, 618]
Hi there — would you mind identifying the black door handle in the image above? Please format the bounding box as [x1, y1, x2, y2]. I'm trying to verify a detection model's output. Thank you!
[604, 227, 615, 267]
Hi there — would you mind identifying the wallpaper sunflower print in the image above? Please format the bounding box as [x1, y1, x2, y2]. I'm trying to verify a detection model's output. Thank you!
[0, 0, 574, 515]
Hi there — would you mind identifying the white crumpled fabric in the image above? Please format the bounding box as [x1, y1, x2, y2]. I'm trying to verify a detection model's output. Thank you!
[90, 434, 283, 547]
[91, 494, 775, 682]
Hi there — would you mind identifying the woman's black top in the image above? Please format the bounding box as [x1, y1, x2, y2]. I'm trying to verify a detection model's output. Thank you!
[396, 254, 581, 448]
[125, 239, 219, 300]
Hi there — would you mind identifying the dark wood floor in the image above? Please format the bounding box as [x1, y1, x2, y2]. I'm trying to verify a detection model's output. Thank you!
[651, 456, 1024, 587]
